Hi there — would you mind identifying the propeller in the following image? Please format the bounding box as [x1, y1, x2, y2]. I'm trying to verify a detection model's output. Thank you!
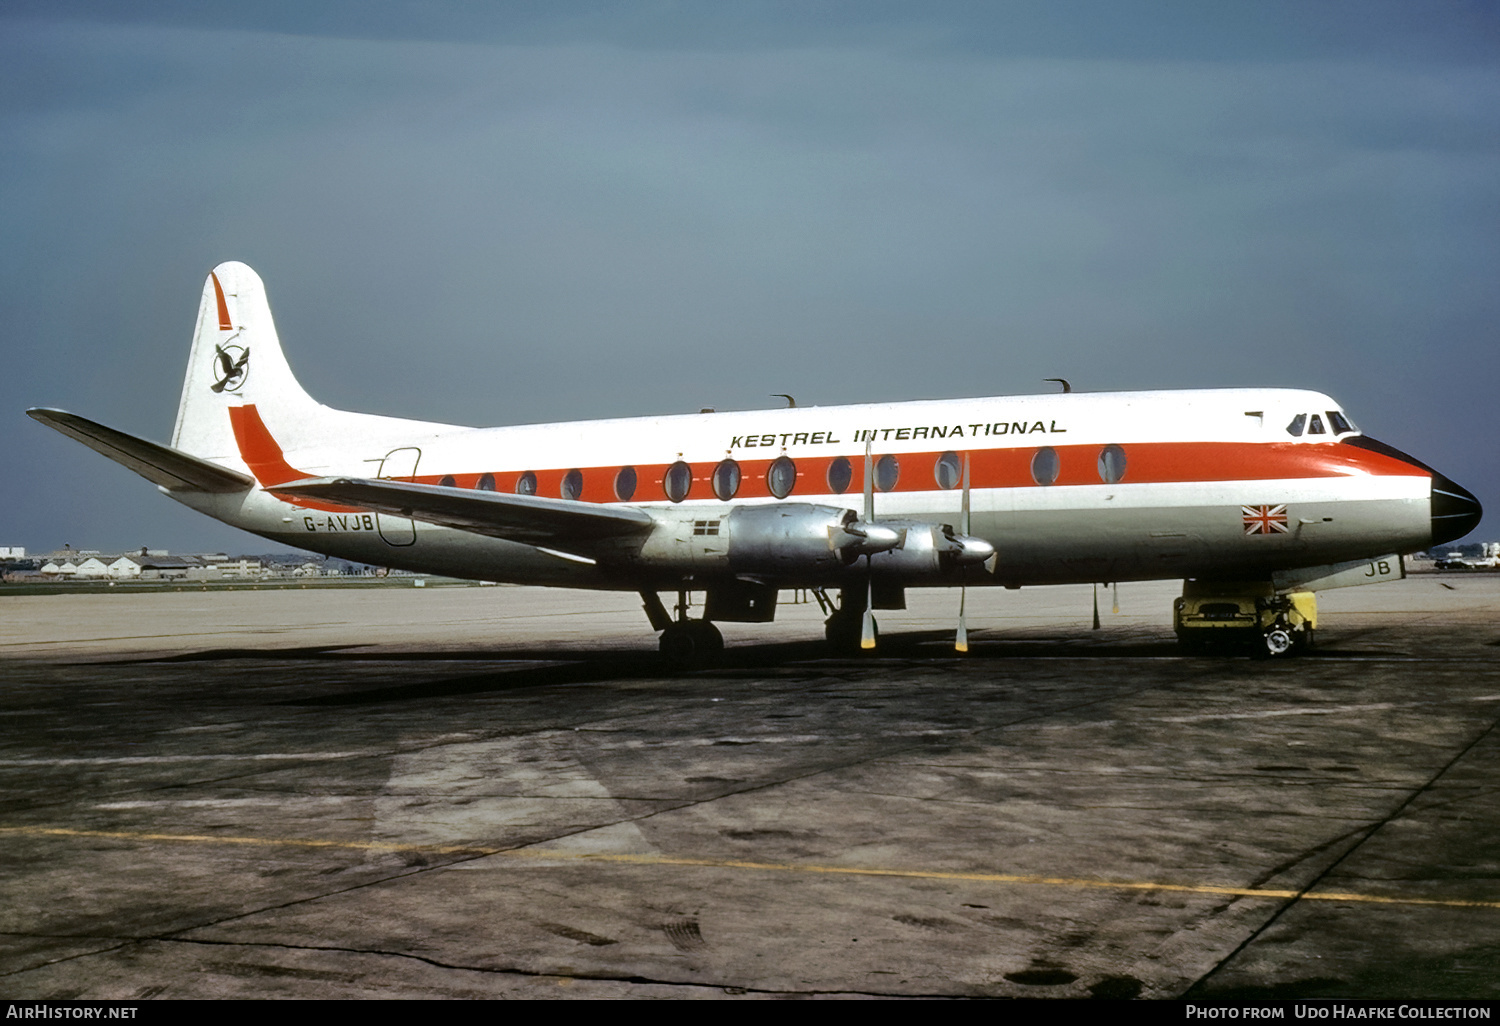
[956, 452, 971, 653]
[861, 439, 877, 650]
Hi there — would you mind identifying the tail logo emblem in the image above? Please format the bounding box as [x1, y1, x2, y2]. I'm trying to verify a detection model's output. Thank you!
[211, 344, 250, 393]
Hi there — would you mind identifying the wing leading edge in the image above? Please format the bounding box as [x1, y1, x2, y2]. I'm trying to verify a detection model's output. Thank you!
[273, 477, 656, 550]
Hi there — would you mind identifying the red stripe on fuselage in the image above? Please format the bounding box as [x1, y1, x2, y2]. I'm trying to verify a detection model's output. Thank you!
[416, 439, 1428, 505]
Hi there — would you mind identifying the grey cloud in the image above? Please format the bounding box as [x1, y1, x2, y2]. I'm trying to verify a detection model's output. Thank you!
[3, 11, 1496, 553]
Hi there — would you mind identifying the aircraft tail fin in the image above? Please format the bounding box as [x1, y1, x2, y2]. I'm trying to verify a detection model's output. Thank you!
[171, 261, 322, 461]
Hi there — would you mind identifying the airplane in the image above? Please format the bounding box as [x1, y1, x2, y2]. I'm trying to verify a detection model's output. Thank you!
[29, 261, 1483, 664]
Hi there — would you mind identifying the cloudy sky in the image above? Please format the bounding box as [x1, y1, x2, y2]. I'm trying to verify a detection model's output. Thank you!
[4, 1, 1497, 555]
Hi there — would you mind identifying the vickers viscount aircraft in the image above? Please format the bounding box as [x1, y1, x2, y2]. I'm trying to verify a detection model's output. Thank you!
[30, 262, 1482, 663]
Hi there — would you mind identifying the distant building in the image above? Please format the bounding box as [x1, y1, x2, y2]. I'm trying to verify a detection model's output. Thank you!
[0, 547, 24, 558]
[214, 558, 265, 578]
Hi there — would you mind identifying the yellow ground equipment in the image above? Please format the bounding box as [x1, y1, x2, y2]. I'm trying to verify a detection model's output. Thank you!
[1174, 580, 1317, 657]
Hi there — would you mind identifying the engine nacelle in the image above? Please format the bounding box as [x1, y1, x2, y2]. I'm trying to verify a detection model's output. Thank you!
[726, 504, 857, 574]
[623, 503, 853, 575]
[622, 503, 993, 582]
[865, 521, 961, 577]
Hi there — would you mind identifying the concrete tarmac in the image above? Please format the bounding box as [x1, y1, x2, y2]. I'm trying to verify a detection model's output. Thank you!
[2, 576, 1499, 999]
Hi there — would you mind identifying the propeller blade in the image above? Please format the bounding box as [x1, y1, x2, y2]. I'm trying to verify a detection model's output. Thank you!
[961, 451, 971, 535]
[956, 452, 971, 653]
[1092, 583, 1101, 630]
[956, 586, 968, 653]
[863, 438, 875, 523]
[861, 443, 878, 650]
[861, 559, 877, 649]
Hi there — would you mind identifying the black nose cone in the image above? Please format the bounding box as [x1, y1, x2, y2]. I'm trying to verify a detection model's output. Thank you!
[1432, 472, 1483, 546]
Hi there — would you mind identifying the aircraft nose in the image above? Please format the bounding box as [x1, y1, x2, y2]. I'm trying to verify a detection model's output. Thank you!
[1431, 471, 1483, 546]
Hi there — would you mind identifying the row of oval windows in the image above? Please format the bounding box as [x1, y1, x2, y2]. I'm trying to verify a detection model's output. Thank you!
[439, 446, 1129, 503]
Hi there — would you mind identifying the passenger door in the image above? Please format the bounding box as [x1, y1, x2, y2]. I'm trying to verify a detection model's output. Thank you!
[375, 447, 421, 547]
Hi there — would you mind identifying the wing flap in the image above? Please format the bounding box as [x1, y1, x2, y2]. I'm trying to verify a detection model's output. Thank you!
[273, 477, 655, 548]
[28, 408, 254, 493]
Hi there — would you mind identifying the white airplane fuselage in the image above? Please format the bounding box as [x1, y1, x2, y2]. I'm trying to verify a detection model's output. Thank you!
[184, 390, 1433, 590]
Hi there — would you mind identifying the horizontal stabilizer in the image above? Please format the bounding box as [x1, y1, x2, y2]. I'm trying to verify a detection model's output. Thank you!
[273, 477, 656, 549]
[28, 408, 254, 493]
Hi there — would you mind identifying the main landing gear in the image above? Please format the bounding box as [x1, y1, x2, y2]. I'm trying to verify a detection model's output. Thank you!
[822, 587, 876, 656]
[659, 619, 724, 666]
[642, 590, 723, 669]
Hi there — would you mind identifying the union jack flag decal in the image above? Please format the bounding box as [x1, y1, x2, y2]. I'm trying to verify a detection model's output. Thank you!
[1242, 504, 1290, 535]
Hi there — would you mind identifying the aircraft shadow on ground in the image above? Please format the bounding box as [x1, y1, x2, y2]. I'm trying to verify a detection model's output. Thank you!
[64, 630, 1320, 709]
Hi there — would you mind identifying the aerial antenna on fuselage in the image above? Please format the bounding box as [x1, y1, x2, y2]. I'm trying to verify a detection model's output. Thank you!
[1044, 378, 1072, 394]
[772, 394, 797, 408]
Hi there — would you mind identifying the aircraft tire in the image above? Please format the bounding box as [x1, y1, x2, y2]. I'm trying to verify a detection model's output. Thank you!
[659, 621, 723, 668]
[825, 612, 874, 655]
[694, 620, 725, 653]
[1259, 625, 1296, 659]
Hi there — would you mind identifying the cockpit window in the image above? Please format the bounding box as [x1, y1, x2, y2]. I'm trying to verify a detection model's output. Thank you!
[1308, 414, 1326, 435]
[1286, 414, 1306, 437]
[1327, 410, 1354, 434]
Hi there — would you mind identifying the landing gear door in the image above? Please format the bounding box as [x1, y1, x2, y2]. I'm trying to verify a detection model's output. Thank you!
[375, 447, 420, 547]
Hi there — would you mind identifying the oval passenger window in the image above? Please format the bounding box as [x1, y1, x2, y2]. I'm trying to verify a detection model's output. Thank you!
[438, 475, 455, 488]
[1031, 447, 1059, 486]
[664, 461, 692, 503]
[934, 451, 961, 490]
[614, 466, 637, 501]
[1097, 445, 1126, 484]
[561, 469, 583, 500]
[516, 471, 537, 495]
[826, 456, 852, 494]
[767, 456, 797, 499]
[477, 473, 496, 491]
[712, 459, 741, 501]
[875, 454, 900, 492]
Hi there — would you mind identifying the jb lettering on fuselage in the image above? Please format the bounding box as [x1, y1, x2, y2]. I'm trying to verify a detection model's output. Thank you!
[30, 262, 1483, 664]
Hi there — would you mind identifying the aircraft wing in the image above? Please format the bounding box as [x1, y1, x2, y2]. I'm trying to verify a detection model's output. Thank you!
[27, 408, 255, 493]
[273, 477, 657, 549]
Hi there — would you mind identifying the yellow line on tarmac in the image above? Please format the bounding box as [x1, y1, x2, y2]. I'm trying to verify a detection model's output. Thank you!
[5, 825, 1498, 911]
